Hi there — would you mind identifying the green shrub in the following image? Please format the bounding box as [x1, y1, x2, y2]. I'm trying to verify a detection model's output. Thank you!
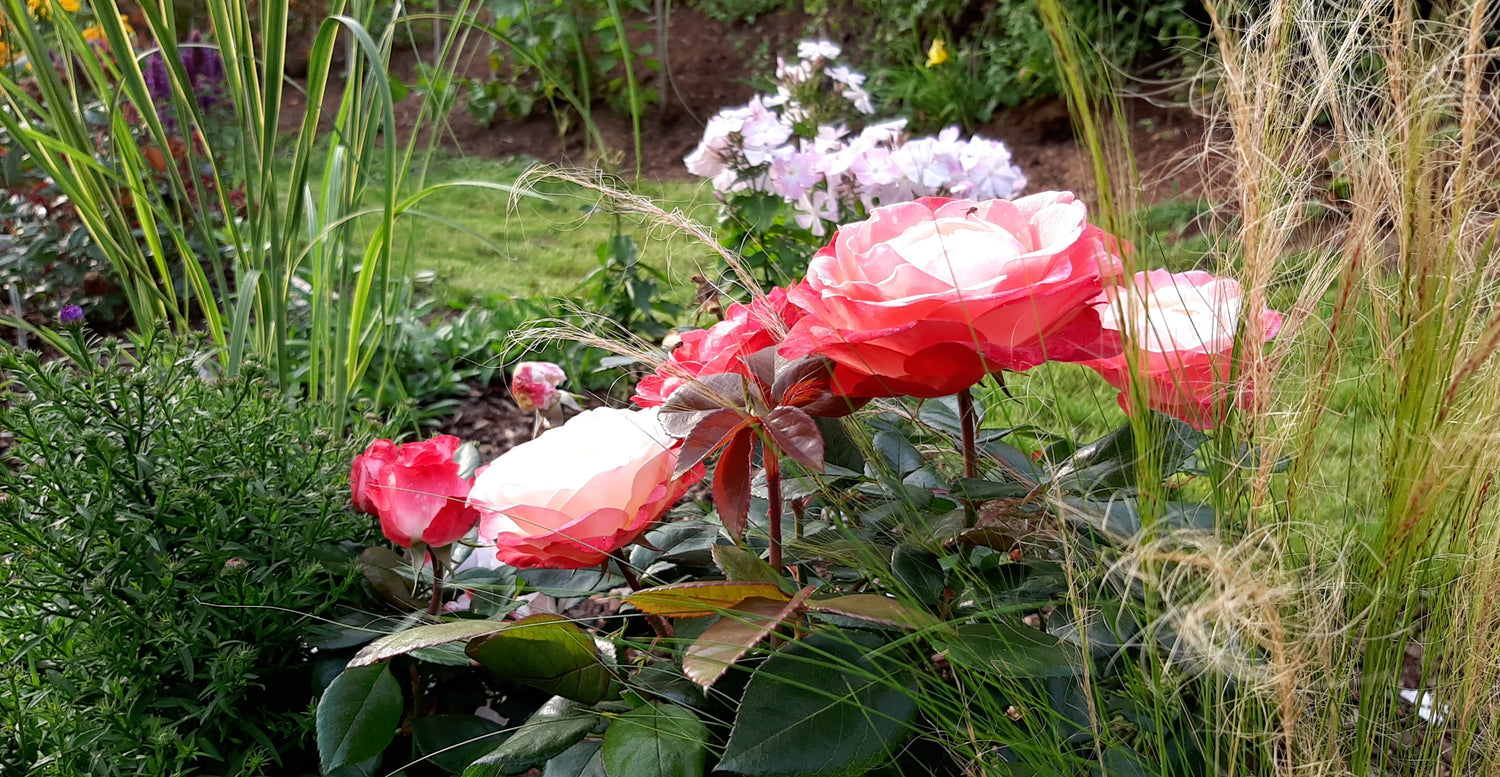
[0, 334, 380, 776]
[853, 0, 1205, 131]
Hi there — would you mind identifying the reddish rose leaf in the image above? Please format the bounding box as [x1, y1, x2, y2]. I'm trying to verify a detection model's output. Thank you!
[661, 373, 754, 414]
[770, 356, 833, 406]
[674, 408, 751, 478]
[713, 430, 756, 538]
[763, 407, 825, 473]
[683, 589, 813, 689]
[808, 594, 939, 630]
[743, 347, 778, 394]
[627, 581, 790, 617]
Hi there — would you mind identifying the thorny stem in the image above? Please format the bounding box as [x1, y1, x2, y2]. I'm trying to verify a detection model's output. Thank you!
[957, 388, 980, 527]
[616, 559, 673, 638]
[765, 446, 784, 571]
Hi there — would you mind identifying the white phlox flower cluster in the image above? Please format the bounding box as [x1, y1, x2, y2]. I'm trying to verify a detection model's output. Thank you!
[683, 40, 1027, 236]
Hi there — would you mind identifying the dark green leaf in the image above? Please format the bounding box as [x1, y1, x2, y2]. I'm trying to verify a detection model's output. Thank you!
[917, 395, 985, 438]
[712, 544, 791, 590]
[630, 520, 721, 571]
[542, 740, 606, 777]
[980, 439, 1045, 483]
[874, 431, 924, 476]
[601, 703, 709, 777]
[463, 697, 597, 777]
[414, 714, 509, 773]
[316, 664, 403, 772]
[350, 620, 515, 667]
[305, 611, 386, 651]
[719, 634, 918, 776]
[941, 622, 1083, 679]
[519, 567, 622, 598]
[949, 478, 1031, 501]
[891, 545, 945, 609]
[1051, 413, 1206, 494]
[466, 614, 611, 704]
[816, 416, 866, 472]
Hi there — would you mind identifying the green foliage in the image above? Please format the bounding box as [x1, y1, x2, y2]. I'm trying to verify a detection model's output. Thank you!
[0, 333, 381, 776]
[854, 0, 1204, 131]
[462, 0, 660, 134]
[0, 0, 505, 417]
[686, 0, 785, 24]
[576, 230, 681, 341]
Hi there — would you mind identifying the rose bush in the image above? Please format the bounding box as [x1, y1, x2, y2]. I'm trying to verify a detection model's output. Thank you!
[350, 435, 480, 548]
[779, 193, 1122, 398]
[467, 407, 702, 569]
[633, 288, 804, 407]
[1084, 269, 1284, 429]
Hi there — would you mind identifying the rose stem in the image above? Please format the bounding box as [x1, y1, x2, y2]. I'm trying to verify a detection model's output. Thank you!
[764, 445, 785, 572]
[426, 550, 445, 618]
[790, 498, 806, 584]
[615, 559, 673, 639]
[957, 388, 980, 528]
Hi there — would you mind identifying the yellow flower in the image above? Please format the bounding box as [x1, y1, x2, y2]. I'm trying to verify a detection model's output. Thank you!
[28, 0, 81, 19]
[925, 38, 949, 68]
[0, 41, 12, 67]
[82, 23, 106, 42]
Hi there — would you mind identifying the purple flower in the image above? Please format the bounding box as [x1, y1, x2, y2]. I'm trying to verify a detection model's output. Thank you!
[58, 305, 84, 325]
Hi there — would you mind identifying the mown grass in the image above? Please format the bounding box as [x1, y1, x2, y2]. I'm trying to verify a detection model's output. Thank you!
[382, 155, 724, 300]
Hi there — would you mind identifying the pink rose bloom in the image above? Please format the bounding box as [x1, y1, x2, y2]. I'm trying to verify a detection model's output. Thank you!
[353, 435, 480, 548]
[779, 193, 1123, 399]
[467, 408, 703, 569]
[350, 438, 398, 515]
[633, 288, 804, 407]
[512, 361, 568, 412]
[1082, 270, 1284, 429]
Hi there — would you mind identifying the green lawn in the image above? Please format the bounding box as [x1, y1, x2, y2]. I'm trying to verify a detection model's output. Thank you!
[388, 155, 725, 301]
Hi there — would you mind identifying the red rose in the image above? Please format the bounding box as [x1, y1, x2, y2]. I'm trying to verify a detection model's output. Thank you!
[779, 193, 1122, 398]
[633, 288, 804, 407]
[1082, 270, 1284, 429]
[350, 439, 397, 516]
[351, 435, 480, 548]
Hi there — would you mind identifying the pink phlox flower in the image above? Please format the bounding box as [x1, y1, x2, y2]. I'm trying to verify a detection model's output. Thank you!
[825, 65, 865, 87]
[792, 189, 841, 236]
[770, 143, 825, 200]
[740, 97, 793, 165]
[684, 105, 753, 178]
[842, 83, 875, 114]
[776, 56, 814, 83]
[797, 39, 842, 61]
[815, 123, 849, 151]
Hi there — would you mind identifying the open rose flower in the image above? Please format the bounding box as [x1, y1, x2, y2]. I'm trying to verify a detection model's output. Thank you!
[779, 193, 1122, 398]
[1083, 270, 1284, 429]
[633, 288, 804, 407]
[467, 407, 702, 569]
[351, 435, 480, 549]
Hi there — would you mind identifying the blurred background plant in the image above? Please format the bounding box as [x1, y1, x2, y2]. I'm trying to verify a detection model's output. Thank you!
[848, 0, 1205, 132]
[0, 0, 527, 421]
[461, 0, 660, 151]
